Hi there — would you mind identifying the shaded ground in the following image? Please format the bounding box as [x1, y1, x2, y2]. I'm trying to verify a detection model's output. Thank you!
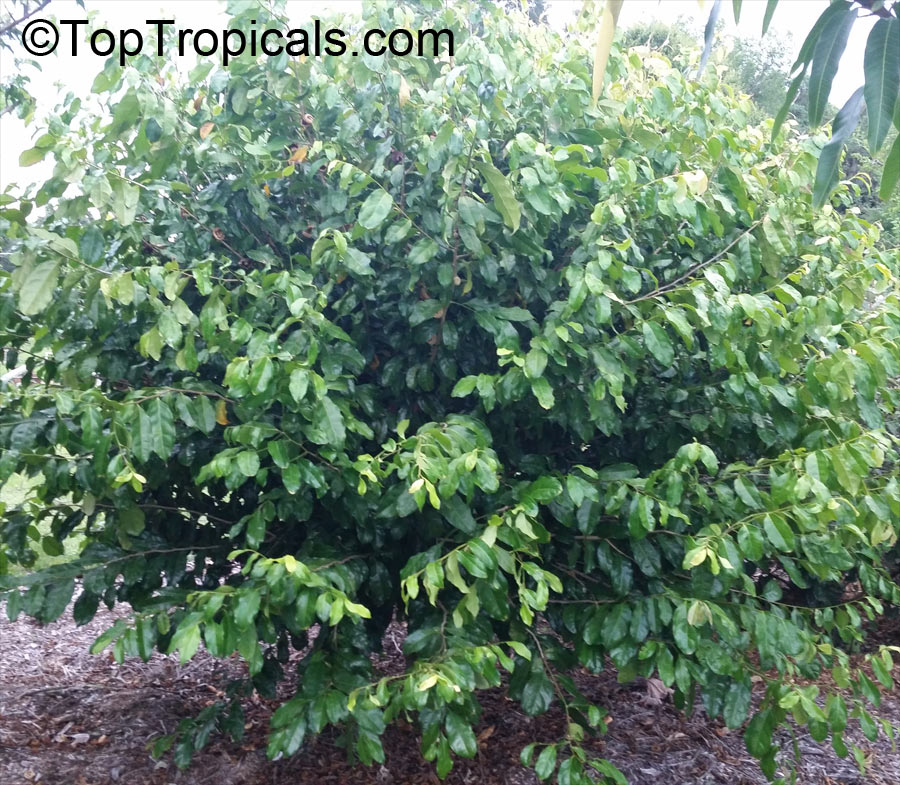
[1, 604, 899, 785]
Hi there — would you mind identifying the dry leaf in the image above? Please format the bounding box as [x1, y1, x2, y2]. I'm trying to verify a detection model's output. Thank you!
[642, 677, 673, 706]
[199, 122, 215, 140]
[216, 399, 229, 426]
[289, 145, 308, 163]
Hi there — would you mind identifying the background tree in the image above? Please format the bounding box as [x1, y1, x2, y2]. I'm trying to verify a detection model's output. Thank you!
[1, 1, 899, 784]
[594, 0, 900, 206]
[0, 0, 59, 119]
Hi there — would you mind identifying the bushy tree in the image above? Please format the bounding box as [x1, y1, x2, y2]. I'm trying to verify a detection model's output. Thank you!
[1, 1, 899, 782]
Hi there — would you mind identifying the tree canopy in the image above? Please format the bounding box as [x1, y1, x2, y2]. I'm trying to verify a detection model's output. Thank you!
[1, 1, 899, 783]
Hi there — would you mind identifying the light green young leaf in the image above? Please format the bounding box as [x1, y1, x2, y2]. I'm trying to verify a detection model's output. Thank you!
[18, 262, 59, 316]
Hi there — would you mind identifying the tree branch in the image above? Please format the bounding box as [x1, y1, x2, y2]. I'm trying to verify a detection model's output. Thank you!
[0, 0, 52, 38]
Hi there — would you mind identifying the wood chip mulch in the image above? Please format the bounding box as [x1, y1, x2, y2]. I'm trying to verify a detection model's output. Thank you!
[1, 604, 899, 785]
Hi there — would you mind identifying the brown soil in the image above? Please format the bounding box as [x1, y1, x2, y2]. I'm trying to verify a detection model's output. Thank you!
[1, 605, 899, 785]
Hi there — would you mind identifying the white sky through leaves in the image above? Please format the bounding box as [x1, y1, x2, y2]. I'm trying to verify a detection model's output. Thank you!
[0, 0, 875, 191]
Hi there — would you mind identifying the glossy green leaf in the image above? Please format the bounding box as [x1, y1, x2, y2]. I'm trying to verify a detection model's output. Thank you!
[863, 18, 900, 153]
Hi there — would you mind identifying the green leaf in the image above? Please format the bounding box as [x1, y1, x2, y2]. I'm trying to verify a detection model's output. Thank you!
[282, 464, 301, 493]
[442, 495, 478, 535]
[234, 588, 260, 628]
[18, 262, 59, 316]
[812, 87, 865, 208]
[773, 0, 849, 139]
[762, 0, 778, 35]
[642, 322, 674, 366]
[192, 397, 217, 434]
[531, 377, 555, 410]
[145, 398, 176, 460]
[524, 476, 563, 503]
[772, 70, 807, 140]
[79, 226, 105, 263]
[236, 451, 260, 477]
[111, 180, 140, 227]
[745, 708, 775, 759]
[521, 668, 554, 715]
[445, 711, 477, 758]
[120, 505, 146, 536]
[524, 348, 548, 380]
[723, 678, 752, 729]
[249, 357, 275, 395]
[808, 5, 857, 128]
[357, 189, 394, 231]
[697, 0, 723, 76]
[289, 369, 310, 402]
[863, 19, 900, 153]
[145, 117, 163, 142]
[534, 744, 557, 780]
[452, 376, 477, 397]
[763, 514, 795, 552]
[19, 147, 46, 167]
[880, 132, 900, 200]
[316, 398, 345, 447]
[474, 160, 521, 233]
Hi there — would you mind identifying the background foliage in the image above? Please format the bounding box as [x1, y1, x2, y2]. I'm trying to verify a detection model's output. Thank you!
[1, 1, 899, 783]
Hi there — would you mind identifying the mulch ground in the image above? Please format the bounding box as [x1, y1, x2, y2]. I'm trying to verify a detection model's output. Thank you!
[1, 604, 899, 785]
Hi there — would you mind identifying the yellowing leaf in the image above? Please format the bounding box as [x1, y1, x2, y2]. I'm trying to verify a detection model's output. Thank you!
[289, 145, 308, 163]
[592, 0, 624, 103]
[199, 122, 215, 140]
[215, 399, 229, 425]
[682, 170, 709, 196]
[398, 75, 411, 107]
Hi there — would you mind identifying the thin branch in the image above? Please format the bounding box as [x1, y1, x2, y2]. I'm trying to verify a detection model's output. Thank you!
[625, 220, 763, 305]
[0, 0, 51, 38]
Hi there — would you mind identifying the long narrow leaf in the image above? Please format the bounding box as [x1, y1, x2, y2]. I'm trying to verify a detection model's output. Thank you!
[880, 132, 900, 200]
[808, 4, 857, 128]
[772, 0, 847, 139]
[772, 70, 807, 141]
[863, 18, 900, 154]
[592, 0, 624, 102]
[791, 1, 849, 75]
[697, 0, 722, 78]
[732, 0, 742, 24]
[812, 87, 865, 208]
[762, 0, 778, 36]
